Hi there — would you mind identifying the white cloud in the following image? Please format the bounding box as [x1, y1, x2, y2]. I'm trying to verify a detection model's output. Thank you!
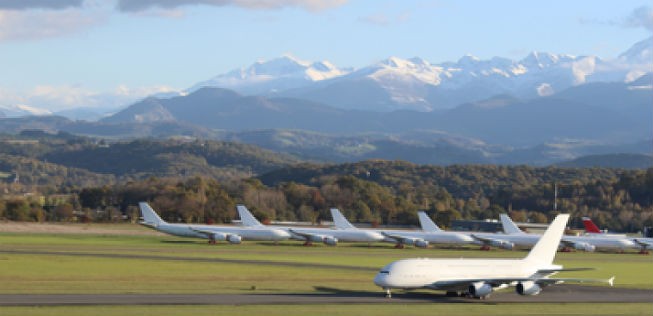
[116, 0, 348, 13]
[579, 6, 653, 33]
[0, 84, 180, 112]
[0, 0, 84, 10]
[624, 6, 653, 32]
[0, 9, 105, 41]
[536, 83, 554, 96]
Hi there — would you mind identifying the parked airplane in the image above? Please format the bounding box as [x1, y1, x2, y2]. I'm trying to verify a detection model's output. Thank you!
[330, 209, 474, 248]
[417, 212, 516, 250]
[582, 217, 652, 254]
[138, 202, 291, 244]
[236, 205, 384, 246]
[581, 217, 627, 238]
[374, 214, 614, 299]
[500, 214, 636, 252]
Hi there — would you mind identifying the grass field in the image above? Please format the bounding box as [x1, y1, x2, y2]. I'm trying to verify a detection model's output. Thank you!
[0, 225, 652, 315]
[3, 304, 653, 316]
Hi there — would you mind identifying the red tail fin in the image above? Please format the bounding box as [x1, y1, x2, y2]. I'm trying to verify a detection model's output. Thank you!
[581, 217, 602, 233]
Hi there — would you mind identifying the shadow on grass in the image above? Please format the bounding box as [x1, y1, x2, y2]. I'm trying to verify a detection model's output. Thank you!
[311, 286, 472, 302]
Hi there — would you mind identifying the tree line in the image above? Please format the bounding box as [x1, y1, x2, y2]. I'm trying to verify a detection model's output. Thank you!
[1, 163, 651, 232]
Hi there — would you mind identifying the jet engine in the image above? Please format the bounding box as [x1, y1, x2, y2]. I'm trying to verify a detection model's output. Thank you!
[490, 239, 515, 250]
[401, 238, 429, 248]
[468, 282, 493, 298]
[227, 234, 242, 244]
[574, 242, 596, 252]
[516, 281, 542, 296]
[414, 239, 429, 248]
[322, 236, 338, 246]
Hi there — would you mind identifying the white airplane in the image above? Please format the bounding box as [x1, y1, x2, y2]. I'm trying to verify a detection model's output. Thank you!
[236, 205, 384, 246]
[500, 213, 636, 252]
[582, 217, 652, 254]
[417, 212, 516, 250]
[139, 202, 291, 244]
[330, 209, 475, 248]
[374, 214, 614, 299]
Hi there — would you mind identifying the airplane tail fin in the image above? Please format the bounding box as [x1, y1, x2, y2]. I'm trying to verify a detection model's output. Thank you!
[330, 208, 357, 230]
[500, 214, 525, 235]
[236, 205, 264, 227]
[524, 214, 570, 265]
[417, 211, 442, 232]
[581, 217, 602, 234]
[138, 202, 166, 226]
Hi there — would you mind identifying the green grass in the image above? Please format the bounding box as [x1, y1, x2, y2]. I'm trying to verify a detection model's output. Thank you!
[2, 304, 652, 316]
[0, 228, 652, 315]
[1, 231, 651, 292]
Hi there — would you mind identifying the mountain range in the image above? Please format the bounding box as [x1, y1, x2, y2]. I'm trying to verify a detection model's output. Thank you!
[0, 37, 651, 167]
[187, 37, 652, 111]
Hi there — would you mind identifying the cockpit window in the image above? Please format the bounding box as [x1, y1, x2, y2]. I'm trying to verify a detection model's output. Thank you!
[379, 270, 390, 274]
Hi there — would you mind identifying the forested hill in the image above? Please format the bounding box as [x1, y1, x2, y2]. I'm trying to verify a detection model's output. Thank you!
[0, 132, 301, 184]
[258, 160, 622, 199]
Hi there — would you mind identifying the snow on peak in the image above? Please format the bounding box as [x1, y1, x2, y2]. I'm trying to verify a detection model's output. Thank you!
[369, 56, 444, 86]
[0, 104, 53, 117]
[188, 55, 348, 93]
[619, 36, 653, 65]
[457, 54, 481, 65]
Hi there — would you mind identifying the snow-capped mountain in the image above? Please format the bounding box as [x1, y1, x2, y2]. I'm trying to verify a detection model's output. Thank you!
[0, 104, 52, 117]
[189, 37, 652, 111]
[188, 55, 350, 95]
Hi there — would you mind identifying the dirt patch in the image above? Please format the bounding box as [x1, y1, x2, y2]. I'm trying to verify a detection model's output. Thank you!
[0, 221, 163, 236]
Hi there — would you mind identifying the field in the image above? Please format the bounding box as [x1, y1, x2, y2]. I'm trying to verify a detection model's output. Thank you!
[0, 222, 652, 315]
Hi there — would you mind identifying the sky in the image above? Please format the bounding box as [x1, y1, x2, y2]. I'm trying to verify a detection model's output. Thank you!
[0, 0, 651, 111]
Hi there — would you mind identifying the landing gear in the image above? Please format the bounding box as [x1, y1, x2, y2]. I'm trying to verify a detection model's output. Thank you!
[560, 247, 572, 252]
[208, 238, 216, 245]
[394, 243, 405, 249]
[639, 249, 650, 255]
[480, 245, 491, 251]
[384, 288, 392, 298]
[303, 240, 314, 246]
[445, 291, 459, 297]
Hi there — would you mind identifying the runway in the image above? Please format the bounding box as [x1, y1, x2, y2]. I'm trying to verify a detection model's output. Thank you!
[0, 286, 651, 306]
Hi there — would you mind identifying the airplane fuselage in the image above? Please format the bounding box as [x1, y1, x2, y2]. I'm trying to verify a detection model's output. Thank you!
[374, 258, 556, 290]
[147, 223, 291, 241]
[286, 227, 384, 243]
[381, 230, 474, 244]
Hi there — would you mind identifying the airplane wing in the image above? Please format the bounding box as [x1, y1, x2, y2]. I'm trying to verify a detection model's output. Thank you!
[633, 238, 653, 249]
[189, 227, 243, 244]
[288, 228, 338, 245]
[189, 227, 219, 238]
[560, 238, 596, 252]
[380, 232, 429, 248]
[429, 276, 613, 291]
[470, 234, 515, 250]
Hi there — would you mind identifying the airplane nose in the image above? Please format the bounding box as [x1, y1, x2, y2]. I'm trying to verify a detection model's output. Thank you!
[373, 273, 387, 287]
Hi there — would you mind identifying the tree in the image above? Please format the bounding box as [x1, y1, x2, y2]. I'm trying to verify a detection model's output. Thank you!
[5, 199, 31, 221]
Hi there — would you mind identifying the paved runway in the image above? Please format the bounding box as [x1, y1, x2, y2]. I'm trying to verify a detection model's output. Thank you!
[0, 286, 651, 306]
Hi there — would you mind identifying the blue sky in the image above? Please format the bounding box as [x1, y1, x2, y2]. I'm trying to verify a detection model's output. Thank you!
[0, 0, 651, 111]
